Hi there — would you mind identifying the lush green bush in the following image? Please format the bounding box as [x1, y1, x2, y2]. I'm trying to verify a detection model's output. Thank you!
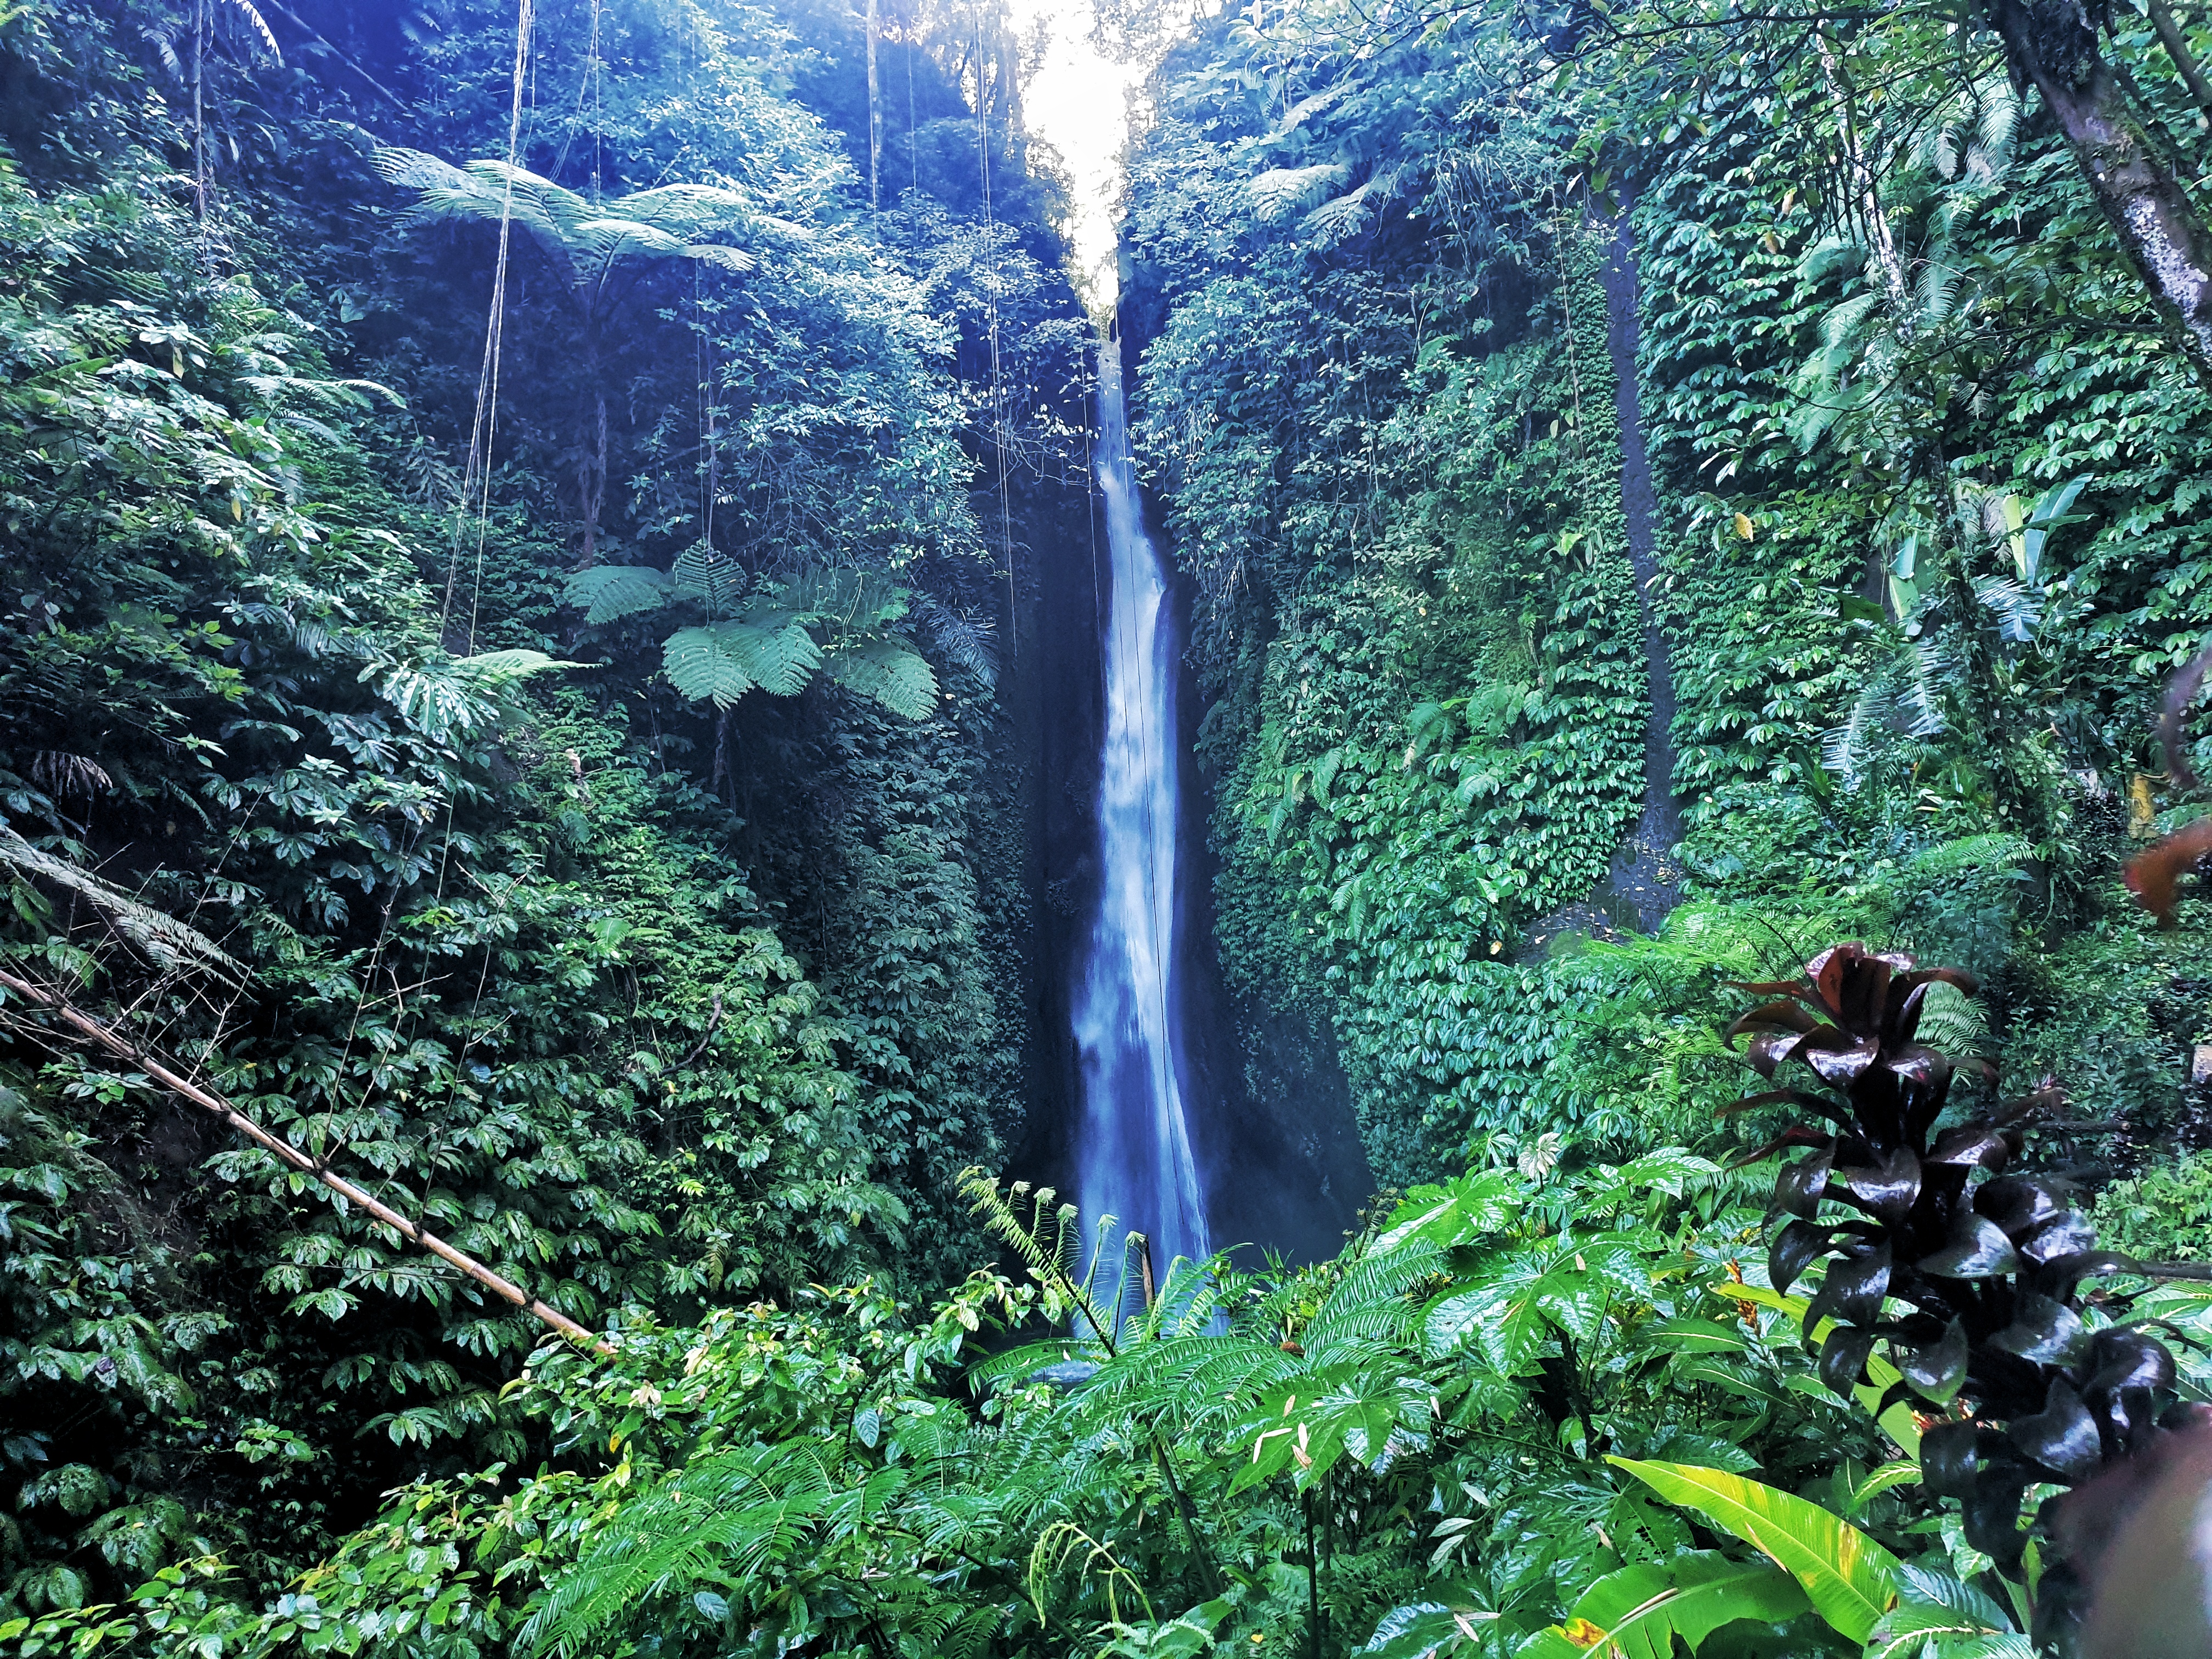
[2096, 1152, 2212, 1265]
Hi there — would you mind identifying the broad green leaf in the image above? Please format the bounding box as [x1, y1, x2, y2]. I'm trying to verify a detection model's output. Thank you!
[1516, 1553, 1808, 1658]
[1844, 1460, 1923, 1514]
[1373, 1171, 1520, 1252]
[1866, 1602, 2029, 1658]
[1425, 1243, 1595, 1372]
[1607, 1459, 1899, 1641]
[1706, 1285, 1919, 1452]
[1707, 1282, 1804, 1323]
[1671, 1357, 1786, 1406]
[1361, 1600, 1497, 1657]
[1638, 1318, 1747, 1355]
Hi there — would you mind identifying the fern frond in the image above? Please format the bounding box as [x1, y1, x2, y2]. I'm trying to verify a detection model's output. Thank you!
[661, 620, 823, 707]
[824, 636, 938, 719]
[374, 151, 758, 293]
[517, 1445, 828, 1658]
[0, 828, 245, 986]
[668, 542, 747, 612]
[451, 648, 587, 682]
[565, 563, 674, 625]
[912, 592, 998, 687]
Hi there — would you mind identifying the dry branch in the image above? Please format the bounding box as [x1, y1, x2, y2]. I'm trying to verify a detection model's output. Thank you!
[0, 967, 612, 1355]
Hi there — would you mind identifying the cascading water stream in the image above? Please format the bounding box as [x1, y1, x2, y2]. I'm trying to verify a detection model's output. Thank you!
[1072, 338, 1211, 1290]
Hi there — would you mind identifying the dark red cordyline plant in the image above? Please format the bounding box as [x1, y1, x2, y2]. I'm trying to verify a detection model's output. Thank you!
[1728, 943, 2195, 1645]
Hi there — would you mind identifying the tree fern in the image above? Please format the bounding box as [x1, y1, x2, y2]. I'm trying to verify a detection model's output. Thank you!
[658, 602, 826, 706]
[516, 1444, 830, 1657]
[371, 149, 757, 296]
[0, 827, 244, 986]
[825, 636, 938, 720]
[563, 563, 673, 625]
[669, 541, 749, 612]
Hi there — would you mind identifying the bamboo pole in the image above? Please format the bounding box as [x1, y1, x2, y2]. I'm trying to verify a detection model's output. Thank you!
[0, 968, 611, 1355]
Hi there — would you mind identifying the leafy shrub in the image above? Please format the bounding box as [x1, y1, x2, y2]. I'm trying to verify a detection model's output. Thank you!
[2095, 1152, 2212, 1264]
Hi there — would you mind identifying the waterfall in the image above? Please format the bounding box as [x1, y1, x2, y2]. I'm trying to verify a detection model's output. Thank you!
[1072, 338, 1211, 1294]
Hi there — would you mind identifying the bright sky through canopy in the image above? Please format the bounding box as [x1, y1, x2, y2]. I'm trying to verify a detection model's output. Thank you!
[1012, 0, 1142, 306]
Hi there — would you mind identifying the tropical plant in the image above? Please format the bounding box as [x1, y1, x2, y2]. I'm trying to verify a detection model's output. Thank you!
[1726, 941, 2198, 1645]
[565, 551, 940, 719]
[373, 147, 765, 555]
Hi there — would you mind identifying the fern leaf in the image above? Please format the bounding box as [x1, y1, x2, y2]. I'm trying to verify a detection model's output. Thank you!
[825, 637, 938, 719]
[565, 564, 675, 625]
[668, 543, 747, 611]
[452, 648, 587, 681]
[661, 625, 757, 708]
[0, 828, 245, 985]
[1246, 163, 1346, 223]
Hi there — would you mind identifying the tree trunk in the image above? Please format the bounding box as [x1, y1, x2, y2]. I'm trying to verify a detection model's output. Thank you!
[1815, 29, 1913, 332]
[2147, 0, 2212, 118]
[1987, 0, 2212, 376]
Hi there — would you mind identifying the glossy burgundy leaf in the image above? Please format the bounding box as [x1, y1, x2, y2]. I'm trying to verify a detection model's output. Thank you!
[1769, 1219, 1839, 1296]
[1840, 949, 1910, 1033]
[1987, 1292, 2089, 1366]
[1716, 1088, 1850, 1127]
[1773, 1146, 1835, 1218]
[1918, 1213, 2021, 1279]
[1805, 1241, 1891, 1333]
[1835, 1146, 1920, 1224]
[2038, 1251, 2146, 1305]
[1818, 1325, 1879, 1397]
[1722, 1000, 1821, 1045]
[2084, 1329, 2176, 1400]
[1798, 1028, 1880, 1086]
[1900, 1316, 1970, 1403]
[1974, 1176, 2065, 1237]
[1965, 1457, 2033, 1570]
[1807, 945, 1854, 1019]
[1898, 966, 1981, 999]
[1743, 1028, 1807, 1079]
[1926, 1124, 2011, 1171]
[1920, 1418, 1981, 1502]
[2011, 1378, 2104, 1481]
[1729, 1125, 1835, 1171]
[1886, 979, 1929, 1047]
[1882, 1044, 1953, 1092]
[1724, 978, 1815, 998]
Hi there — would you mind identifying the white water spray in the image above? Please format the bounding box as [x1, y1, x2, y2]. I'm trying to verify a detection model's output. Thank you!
[1073, 340, 1211, 1287]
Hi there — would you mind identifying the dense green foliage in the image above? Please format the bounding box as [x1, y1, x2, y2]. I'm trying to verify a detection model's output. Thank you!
[1117, 0, 2212, 1195]
[11, 0, 2212, 1650]
[0, 0, 1081, 1615]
